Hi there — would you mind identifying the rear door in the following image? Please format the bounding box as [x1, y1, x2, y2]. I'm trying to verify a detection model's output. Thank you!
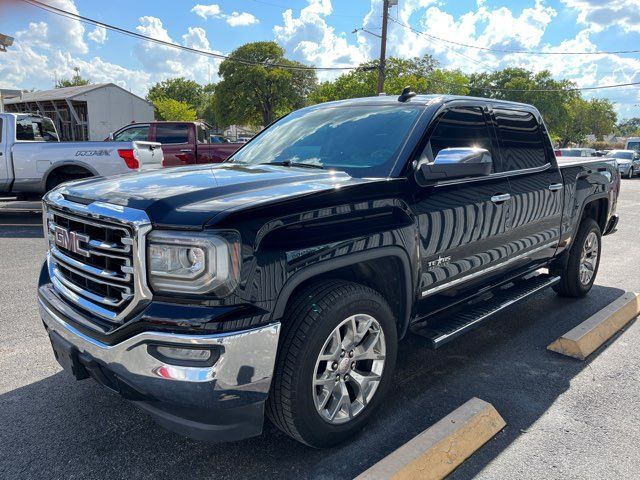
[152, 123, 194, 166]
[411, 103, 514, 299]
[492, 107, 563, 268]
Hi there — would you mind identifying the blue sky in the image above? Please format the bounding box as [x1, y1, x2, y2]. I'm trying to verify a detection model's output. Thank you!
[1, 0, 639, 119]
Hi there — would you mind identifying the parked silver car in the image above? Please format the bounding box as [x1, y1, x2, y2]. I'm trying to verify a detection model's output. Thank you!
[606, 150, 640, 179]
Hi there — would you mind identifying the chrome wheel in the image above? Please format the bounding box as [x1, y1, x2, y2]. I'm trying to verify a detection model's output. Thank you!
[579, 231, 599, 285]
[312, 314, 386, 425]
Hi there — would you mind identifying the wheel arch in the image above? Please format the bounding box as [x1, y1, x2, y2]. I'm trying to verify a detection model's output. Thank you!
[43, 161, 98, 191]
[271, 247, 414, 339]
[579, 194, 609, 233]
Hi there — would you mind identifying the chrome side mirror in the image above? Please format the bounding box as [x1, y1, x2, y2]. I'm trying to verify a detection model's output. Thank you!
[417, 147, 493, 184]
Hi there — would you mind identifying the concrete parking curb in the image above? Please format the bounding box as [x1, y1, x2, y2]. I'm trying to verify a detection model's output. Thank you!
[548, 292, 640, 360]
[355, 398, 506, 480]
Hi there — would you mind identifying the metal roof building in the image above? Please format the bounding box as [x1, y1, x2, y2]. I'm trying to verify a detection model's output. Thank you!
[3, 83, 154, 141]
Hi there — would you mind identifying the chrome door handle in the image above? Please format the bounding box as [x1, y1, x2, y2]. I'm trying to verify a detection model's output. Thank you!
[548, 183, 563, 191]
[179, 149, 193, 153]
[491, 193, 511, 204]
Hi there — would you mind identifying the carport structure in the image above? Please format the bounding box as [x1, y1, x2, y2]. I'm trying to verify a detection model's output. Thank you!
[3, 83, 154, 141]
[4, 84, 92, 141]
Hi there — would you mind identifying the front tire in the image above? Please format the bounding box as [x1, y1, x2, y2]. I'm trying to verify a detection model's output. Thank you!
[266, 280, 398, 448]
[553, 218, 601, 297]
[628, 168, 634, 179]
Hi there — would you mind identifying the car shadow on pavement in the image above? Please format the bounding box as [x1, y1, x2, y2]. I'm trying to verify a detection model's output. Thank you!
[0, 284, 628, 480]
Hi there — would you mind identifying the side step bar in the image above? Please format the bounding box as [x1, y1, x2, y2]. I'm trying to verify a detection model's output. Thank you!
[411, 274, 560, 349]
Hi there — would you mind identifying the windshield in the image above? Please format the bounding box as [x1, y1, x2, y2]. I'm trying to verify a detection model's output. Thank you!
[229, 105, 423, 177]
[628, 141, 640, 152]
[607, 151, 634, 160]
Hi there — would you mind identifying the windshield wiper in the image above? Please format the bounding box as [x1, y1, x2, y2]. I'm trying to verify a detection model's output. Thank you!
[267, 160, 324, 169]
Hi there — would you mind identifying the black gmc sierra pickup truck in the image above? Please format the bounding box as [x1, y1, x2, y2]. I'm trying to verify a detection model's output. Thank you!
[38, 93, 620, 448]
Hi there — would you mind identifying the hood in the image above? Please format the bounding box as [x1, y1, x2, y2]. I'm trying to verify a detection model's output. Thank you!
[58, 164, 376, 228]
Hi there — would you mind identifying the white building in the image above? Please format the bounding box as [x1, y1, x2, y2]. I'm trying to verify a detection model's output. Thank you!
[3, 83, 154, 141]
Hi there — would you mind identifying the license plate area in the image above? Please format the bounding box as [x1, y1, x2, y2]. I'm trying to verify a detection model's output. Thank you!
[48, 329, 90, 380]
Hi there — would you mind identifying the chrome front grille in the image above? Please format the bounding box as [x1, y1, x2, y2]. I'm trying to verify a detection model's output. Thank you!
[43, 191, 152, 323]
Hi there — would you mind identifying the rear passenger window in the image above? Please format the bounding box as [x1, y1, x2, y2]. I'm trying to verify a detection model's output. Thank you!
[494, 109, 548, 171]
[425, 107, 494, 165]
[156, 124, 189, 144]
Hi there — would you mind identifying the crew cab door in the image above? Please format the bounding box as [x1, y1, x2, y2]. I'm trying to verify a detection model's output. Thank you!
[411, 104, 513, 299]
[491, 108, 563, 268]
[152, 123, 194, 166]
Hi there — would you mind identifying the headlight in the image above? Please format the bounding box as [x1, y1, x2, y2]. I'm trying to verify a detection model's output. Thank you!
[147, 230, 240, 295]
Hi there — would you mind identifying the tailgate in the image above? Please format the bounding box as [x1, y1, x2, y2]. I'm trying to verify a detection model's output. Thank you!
[132, 141, 163, 170]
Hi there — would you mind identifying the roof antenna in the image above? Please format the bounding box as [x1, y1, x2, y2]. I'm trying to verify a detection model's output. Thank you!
[398, 86, 416, 102]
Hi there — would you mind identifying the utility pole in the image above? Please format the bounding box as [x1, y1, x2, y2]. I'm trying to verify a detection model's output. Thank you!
[377, 0, 390, 94]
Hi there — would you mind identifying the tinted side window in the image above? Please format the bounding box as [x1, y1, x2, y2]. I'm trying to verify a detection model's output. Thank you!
[197, 125, 209, 144]
[156, 124, 189, 144]
[423, 106, 493, 165]
[494, 109, 547, 171]
[41, 118, 59, 141]
[114, 125, 149, 142]
[16, 116, 36, 140]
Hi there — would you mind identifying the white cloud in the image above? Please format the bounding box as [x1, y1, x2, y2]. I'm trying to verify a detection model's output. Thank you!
[191, 3, 222, 20]
[134, 17, 221, 84]
[87, 26, 107, 44]
[274, 0, 368, 79]
[44, 0, 88, 54]
[561, 0, 640, 33]
[226, 12, 259, 27]
[191, 3, 258, 27]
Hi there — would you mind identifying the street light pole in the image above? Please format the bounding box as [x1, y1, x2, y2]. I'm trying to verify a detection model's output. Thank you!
[377, 0, 390, 94]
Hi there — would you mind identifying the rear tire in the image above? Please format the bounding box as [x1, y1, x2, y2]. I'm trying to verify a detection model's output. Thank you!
[553, 218, 601, 297]
[266, 280, 398, 448]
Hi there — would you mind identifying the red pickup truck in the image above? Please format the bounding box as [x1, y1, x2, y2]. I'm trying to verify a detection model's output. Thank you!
[109, 121, 240, 167]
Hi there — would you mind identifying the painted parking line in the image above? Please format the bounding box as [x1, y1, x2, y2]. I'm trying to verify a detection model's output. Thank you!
[548, 292, 640, 360]
[355, 398, 506, 480]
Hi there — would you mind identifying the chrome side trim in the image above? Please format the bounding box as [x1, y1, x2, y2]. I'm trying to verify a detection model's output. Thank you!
[421, 241, 557, 298]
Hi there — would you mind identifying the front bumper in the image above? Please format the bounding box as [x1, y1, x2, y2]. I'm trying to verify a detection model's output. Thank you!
[618, 163, 632, 175]
[39, 295, 281, 442]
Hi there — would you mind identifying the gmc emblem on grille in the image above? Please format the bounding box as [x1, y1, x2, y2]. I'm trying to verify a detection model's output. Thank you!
[54, 226, 90, 257]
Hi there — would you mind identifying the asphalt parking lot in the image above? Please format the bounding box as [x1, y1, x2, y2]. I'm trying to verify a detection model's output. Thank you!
[1, 180, 639, 480]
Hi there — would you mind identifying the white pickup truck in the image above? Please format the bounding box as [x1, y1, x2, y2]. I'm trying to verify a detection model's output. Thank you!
[0, 113, 163, 198]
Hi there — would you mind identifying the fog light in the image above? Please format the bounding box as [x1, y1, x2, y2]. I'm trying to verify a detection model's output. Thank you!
[156, 346, 211, 362]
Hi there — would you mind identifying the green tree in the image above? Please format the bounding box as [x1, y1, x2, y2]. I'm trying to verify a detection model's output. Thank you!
[198, 83, 218, 127]
[555, 97, 617, 147]
[307, 55, 467, 104]
[153, 98, 197, 121]
[468, 68, 579, 137]
[147, 77, 204, 110]
[56, 67, 91, 88]
[584, 98, 617, 141]
[616, 118, 640, 137]
[215, 41, 317, 127]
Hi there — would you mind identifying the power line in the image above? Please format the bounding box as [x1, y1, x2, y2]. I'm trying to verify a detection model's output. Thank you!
[21, 0, 367, 71]
[390, 17, 640, 56]
[430, 77, 640, 93]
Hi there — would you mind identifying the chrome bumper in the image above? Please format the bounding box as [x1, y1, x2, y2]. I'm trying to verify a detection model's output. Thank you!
[39, 297, 281, 441]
